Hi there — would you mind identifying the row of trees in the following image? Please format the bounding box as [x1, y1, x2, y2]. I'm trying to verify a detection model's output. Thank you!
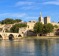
[33, 22, 58, 36]
[10, 23, 27, 33]
[0, 18, 27, 33]
[10, 22, 58, 35]
[0, 18, 22, 24]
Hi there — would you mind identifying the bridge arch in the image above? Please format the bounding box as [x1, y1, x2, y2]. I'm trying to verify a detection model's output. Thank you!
[55, 29, 59, 36]
[18, 34, 22, 37]
[9, 34, 14, 40]
[0, 35, 3, 39]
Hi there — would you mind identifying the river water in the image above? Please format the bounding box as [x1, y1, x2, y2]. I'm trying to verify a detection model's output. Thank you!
[0, 39, 59, 56]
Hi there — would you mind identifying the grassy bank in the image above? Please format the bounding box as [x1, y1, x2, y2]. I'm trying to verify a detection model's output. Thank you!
[24, 36, 59, 39]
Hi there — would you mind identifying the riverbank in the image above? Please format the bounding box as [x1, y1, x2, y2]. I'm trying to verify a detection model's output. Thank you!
[23, 36, 59, 40]
[1, 36, 59, 40]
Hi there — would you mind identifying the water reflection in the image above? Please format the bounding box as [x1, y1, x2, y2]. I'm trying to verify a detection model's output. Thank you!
[34, 39, 56, 56]
[0, 39, 59, 56]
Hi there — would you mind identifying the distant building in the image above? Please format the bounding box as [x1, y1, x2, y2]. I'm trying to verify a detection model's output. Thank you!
[44, 16, 51, 24]
[27, 20, 36, 30]
[38, 12, 44, 24]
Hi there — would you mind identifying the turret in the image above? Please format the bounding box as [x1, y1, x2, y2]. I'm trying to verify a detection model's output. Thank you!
[44, 16, 51, 24]
[38, 12, 44, 24]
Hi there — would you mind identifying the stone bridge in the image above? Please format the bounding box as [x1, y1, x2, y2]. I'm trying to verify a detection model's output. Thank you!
[0, 26, 34, 40]
[0, 32, 23, 40]
[0, 27, 29, 40]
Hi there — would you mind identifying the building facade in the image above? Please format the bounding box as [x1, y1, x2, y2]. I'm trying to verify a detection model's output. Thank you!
[44, 16, 51, 24]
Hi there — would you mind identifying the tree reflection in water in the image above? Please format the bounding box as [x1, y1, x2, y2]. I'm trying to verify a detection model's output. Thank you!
[0, 39, 59, 56]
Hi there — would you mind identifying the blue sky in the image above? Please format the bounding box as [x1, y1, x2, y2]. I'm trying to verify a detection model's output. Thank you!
[0, 0, 59, 22]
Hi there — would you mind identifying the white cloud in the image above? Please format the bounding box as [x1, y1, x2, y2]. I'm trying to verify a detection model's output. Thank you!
[15, 1, 35, 6]
[0, 13, 27, 17]
[26, 16, 38, 19]
[0, 13, 38, 21]
[15, 1, 59, 6]
[21, 6, 36, 10]
[14, 1, 40, 10]
[25, 16, 38, 21]
[43, 1, 59, 5]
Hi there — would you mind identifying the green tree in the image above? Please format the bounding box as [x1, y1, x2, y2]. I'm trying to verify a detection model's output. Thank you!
[33, 22, 43, 37]
[14, 19, 22, 23]
[10, 23, 27, 33]
[42, 23, 54, 35]
[0, 18, 22, 24]
[1, 18, 14, 24]
[54, 25, 58, 28]
[42, 25, 48, 35]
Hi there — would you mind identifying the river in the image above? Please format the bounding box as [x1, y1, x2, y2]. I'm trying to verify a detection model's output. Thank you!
[0, 38, 59, 56]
